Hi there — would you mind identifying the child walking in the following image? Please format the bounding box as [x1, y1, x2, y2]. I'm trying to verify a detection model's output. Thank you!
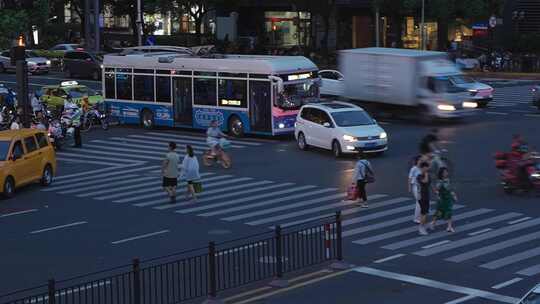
[430, 167, 457, 233]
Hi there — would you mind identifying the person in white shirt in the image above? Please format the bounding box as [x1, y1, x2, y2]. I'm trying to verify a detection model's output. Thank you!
[181, 145, 201, 202]
[408, 155, 423, 224]
[31, 92, 43, 114]
[10, 116, 21, 130]
[351, 152, 373, 208]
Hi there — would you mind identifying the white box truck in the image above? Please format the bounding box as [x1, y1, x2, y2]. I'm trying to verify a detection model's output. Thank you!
[338, 48, 477, 120]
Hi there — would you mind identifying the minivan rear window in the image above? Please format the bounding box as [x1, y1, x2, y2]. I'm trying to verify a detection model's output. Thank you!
[0, 141, 9, 160]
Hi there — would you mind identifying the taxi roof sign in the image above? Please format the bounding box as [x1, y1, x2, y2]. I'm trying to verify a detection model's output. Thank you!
[61, 81, 79, 87]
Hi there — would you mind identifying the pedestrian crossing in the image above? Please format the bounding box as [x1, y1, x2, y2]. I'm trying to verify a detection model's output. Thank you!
[55, 131, 264, 166]
[46, 165, 540, 278]
[488, 85, 533, 108]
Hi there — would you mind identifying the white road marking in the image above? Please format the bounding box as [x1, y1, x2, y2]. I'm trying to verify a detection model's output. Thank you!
[491, 278, 523, 290]
[54, 163, 144, 181]
[421, 240, 451, 249]
[467, 228, 493, 236]
[524, 114, 540, 118]
[30, 221, 87, 234]
[0, 209, 38, 218]
[444, 295, 476, 304]
[374, 254, 405, 264]
[486, 111, 508, 115]
[52, 165, 157, 184]
[516, 264, 540, 276]
[508, 217, 531, 224]
[56, 158, 125, 166]
[146, 131, 263, 146]
[481, 247, 540, 270]
[111, 230, 170, 245]
[353, 267, 518, 303]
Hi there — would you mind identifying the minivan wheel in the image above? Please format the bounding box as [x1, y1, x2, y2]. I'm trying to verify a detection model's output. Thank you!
[332, 140, 342, 158]
[41, 165, 53, 186]
[3, 177, 15, 198]
[297, 132, 308, 151]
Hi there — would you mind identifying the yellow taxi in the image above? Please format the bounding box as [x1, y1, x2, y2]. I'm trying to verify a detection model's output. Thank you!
[0, 129, 56, 198]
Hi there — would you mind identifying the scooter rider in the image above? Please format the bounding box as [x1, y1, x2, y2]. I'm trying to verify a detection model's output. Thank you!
[206, 119, 230, 160]
[31, 91, 43, 114]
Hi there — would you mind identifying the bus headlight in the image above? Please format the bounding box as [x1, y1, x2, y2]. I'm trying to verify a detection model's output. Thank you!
[437, 104, 456, 111]
[463, 101, 478, 108]
[278, 123, 285, 129]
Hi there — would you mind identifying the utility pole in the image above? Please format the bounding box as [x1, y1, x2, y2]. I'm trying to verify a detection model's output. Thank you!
[421, 0, 425, 50]
[84, 0, 91, 48]
[12, 36, 29, 127]
[94, 0, 100, 52]
[136, 0, 142, 46]
[375, 6, 380, 47]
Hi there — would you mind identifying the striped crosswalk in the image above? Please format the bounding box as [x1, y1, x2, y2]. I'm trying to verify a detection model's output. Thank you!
[55, 131, 264, 167]
[47, 163, 540, 278]
[488, 85, 533, 108]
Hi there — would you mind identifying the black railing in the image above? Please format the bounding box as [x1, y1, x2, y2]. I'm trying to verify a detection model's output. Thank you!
[1, 213, 343, 304]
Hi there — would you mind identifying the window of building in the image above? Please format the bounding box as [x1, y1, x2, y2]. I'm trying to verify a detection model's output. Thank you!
[265, 11, 311, 47]
[194, 78, 217, 106]
[134, 75, 155, 101]
[116, 74, 132, 100]
[218, 79, 247, 108]
[156, 76, 171, 103]
[105, 73, 115, 98]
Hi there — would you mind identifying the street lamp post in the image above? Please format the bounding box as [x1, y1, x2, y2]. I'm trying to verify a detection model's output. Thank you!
[421, 0, 426, 50]
[136, 0, 142, 46]
[375, 6, 380, 47]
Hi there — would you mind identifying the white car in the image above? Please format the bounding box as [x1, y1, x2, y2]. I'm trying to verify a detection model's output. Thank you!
[294, 101, 388, 157]
[448, 75, 493, 107]
[319, 69, 345, 97]
[532, 84, 540, 110]
[49, 44, 82, 53]
[0, 50, 51, 74]
[517, 283, 540, 304]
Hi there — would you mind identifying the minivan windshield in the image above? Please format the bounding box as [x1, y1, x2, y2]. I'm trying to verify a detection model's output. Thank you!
[521, 291, 540, 304]
[331, 110, 374, 127]
[0, 140, 10, 160]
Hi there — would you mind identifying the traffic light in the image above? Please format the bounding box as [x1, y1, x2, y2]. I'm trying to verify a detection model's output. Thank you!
[10, 35, 25, 65]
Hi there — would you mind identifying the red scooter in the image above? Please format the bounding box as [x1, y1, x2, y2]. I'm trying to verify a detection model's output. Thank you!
[494, 151, 540, 194]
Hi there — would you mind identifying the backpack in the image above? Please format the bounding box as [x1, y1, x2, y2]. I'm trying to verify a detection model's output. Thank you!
[362, 160, 375, 183]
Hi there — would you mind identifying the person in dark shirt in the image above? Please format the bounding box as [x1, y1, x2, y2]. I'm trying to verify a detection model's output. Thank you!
[417, 162, 433, 235]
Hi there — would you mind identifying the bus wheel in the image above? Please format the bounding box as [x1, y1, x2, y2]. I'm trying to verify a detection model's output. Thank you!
[141, 109, 155, 129]
[228, 116, 244, 137]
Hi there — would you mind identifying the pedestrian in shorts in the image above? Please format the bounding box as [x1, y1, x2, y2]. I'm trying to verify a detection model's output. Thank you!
[351, 152, 373, 208]
[162, 142, 180, 203]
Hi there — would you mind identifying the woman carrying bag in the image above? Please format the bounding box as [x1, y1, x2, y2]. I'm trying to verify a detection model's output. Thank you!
[181, 145, 201, 202]
[351, 152, 374, 208]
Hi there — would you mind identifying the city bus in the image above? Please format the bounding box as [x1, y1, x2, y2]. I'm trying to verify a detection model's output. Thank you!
[101, 52, 320, 136]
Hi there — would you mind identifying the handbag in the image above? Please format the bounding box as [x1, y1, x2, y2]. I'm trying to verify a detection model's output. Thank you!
[363, 161, 376, 183]
[192, 181, 203, 193]
[346, 184, 359, 201]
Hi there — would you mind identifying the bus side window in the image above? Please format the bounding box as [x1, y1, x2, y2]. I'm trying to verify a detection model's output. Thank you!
[194, 78, 217, 106]
[218, 79, 247, 108]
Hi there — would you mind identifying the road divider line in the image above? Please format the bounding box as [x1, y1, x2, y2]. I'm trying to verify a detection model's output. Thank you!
[516, 264, 540, 276]
[508, 217, 531, 224]
[374, 254, 405, 264]
[0, 209, 38, 218]
[468, 228, 492, 236]
[524, 114, 540, 118]
[111, 230, 170, 245]
[51, 165, 158, 185]
[480, 247, 540, 270]
[54, 163, 145, 181]
[353, 267, 518, 303]
[444, 295, 476, 304]
[30, 221, 87, 234]
[421, 240, 451, 249]
[486, 111, 508, 115]
[491, 278, 523, 290]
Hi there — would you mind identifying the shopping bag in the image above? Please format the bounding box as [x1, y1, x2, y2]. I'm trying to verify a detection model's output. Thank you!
[346, 184, 358, 201]
[193, 181, 203, 193]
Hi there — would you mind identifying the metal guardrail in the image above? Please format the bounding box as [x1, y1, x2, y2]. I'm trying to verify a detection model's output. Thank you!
[0, 212, 343, 304]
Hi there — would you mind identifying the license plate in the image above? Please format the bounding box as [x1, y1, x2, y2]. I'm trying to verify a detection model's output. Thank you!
[363, 142, 377, 147]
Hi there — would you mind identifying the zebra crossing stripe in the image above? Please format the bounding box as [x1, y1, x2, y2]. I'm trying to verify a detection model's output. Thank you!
[273, 195, 406, 228]
[51, 165, 160, 186]
[128, 134, 244, 149]
[67, 147, 165, 161]
[83, 144, 186, 157]
[57, 158, 125, 166]
[135, 180, 273, 208]
[145, 132, 263, 146]
[342, 199, 416, 227]
[92, 139, 202, 154]
[481, 247, 540, 270]
[60, 176, 156, 195]
[95, 173, 220, 201]
[50, 174, 141, 192]
[413, 217, 540, 257]
[222, 193, 346, 222]
[446, 231, 540, 263]
[157, 183, 293, 211]
[199, 188, 336, 217]
[181, 185, 316, 215]
[516, 264, 540, 276]
[342, 203, 462, 238]
[109, 137, 208, 150]
[55, 152, 136, 164]
[113, 175, 242, 203]
[380, 210, 515, 250]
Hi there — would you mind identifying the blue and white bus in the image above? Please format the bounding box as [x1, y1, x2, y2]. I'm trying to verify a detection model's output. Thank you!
[102, 52, 320, 136]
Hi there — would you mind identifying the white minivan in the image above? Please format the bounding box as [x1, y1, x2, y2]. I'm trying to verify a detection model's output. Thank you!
[294, 101, 388, 157]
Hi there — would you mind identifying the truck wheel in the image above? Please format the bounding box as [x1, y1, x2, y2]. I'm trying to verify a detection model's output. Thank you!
[332, 140, 342, 158]
[3, 176, 15, 199]
[140, 109, 154, 129]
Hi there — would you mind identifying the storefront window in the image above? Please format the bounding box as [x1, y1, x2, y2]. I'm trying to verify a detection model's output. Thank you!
[402, 16, 438, 50]
[265, 11, 311, 47]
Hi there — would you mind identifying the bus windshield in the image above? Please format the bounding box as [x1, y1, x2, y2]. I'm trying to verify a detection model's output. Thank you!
[276, 82, 318, 110]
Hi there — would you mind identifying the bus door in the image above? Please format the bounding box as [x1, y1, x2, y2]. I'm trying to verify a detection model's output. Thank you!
[172, 78, 192, 125]
[249, 81, 271, 133]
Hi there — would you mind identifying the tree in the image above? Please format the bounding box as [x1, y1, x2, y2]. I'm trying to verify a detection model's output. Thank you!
[0, 9, 28, 48]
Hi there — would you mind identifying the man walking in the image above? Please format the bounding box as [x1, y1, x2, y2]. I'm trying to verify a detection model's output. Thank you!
[162, 142, 180, 203]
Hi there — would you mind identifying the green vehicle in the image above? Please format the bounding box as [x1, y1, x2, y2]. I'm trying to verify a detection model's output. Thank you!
[39, 81, 103, 109]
